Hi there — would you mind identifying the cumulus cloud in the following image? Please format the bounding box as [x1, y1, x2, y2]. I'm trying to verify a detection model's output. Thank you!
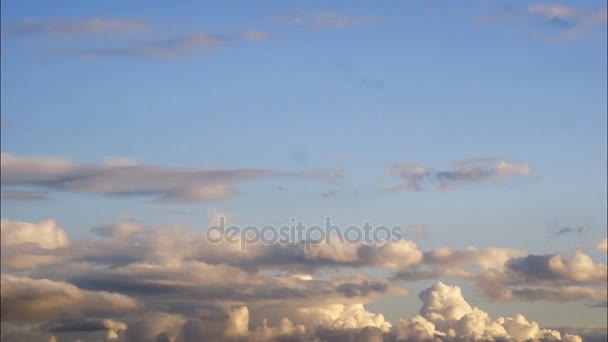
[0, 153, 336, 203]
[385, 158, 532, 192]
[2, 17, 149, 36]
[395, 246, 607, 303]
[1, 218, 605, 341]
[398, 282, 583, 341]
[1, 219, 68, 249]
[506, 251, 607, 285]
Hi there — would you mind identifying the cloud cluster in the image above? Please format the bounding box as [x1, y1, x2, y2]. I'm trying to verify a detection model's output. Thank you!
[396, 282, 583, 342]
[394, 245, 607, 303]
[0, 219, 604, 341]
[385, 158, 532, 192]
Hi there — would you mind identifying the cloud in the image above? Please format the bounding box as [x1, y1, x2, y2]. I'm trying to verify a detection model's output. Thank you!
[529, 5, 607, 41]
[1, 218, 605, 340]
[44, 319, 127, 340]
[284, 8, 380, 29]
[0, 274, 138, 322]
[506, 251, 607, 285]
[528, 5, 579, 20]
[476, 4, 607, 42]
[0, 190, 48, 201]
[394, 246, 607, 303]
[0, 153, 334, 203]
[398, 282, 583, 341]
[2, 17, 149, 36]
[76, 30, 270, 58]
[1, 219, 68, 249]
[385, 158, 532, 192]
[597, 237, 608, 252]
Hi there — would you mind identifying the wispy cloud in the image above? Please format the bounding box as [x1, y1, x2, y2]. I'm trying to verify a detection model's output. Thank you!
[474, 4, 607, 41]
[284, 8, 380, 30]
[75, 31, 270, 58]
[384, 158, 532, 192]
[1, 190, 49, 201]
[2, 17, 149, 36]
[0, 153, 334, 203]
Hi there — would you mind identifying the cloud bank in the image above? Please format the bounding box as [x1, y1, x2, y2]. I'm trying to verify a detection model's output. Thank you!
[1, 218, 605, 341]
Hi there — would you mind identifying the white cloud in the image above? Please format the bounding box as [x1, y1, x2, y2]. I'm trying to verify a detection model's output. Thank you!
[1, 219, 68, 249]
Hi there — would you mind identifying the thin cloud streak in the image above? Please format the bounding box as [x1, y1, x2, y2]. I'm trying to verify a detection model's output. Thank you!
[283, 8, 380, 29]
[0, 153, 335, 202]
[2, 17, 149, 36]
[76, 31, 271, 58]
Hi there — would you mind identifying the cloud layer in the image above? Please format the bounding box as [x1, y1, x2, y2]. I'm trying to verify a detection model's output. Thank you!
[0, 153, 336, 202]
[1, 218, 605, 341]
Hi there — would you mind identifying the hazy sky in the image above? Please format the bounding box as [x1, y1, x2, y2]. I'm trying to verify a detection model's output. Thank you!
[1, 1, 607, 341]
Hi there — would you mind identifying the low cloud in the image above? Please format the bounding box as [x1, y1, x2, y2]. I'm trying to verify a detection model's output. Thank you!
[1, 218, 604, 341]
[0, 274, 138, 322]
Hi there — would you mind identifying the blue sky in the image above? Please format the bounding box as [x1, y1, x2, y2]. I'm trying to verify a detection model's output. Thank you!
[1, 1, 607, 339]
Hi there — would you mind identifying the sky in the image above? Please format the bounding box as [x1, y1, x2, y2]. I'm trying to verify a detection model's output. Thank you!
[1, 1, 607, 341]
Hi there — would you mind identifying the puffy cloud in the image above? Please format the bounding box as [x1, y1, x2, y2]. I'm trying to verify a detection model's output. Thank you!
[403, 282, 582, 341]
[506, 251, 607, 285]
[396, 315, 441, 341]
[224, 306, 250, 337]
[1, 219, 68, 249]
[394, 246, 607, 303]
[385, 158, 532, 192]
[0, 153, 335, 202]
[296, 303, 392, 333]
[394, 247, 526, 282]
[0, 274, 138, 322]
[1, 218, 605, 341]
